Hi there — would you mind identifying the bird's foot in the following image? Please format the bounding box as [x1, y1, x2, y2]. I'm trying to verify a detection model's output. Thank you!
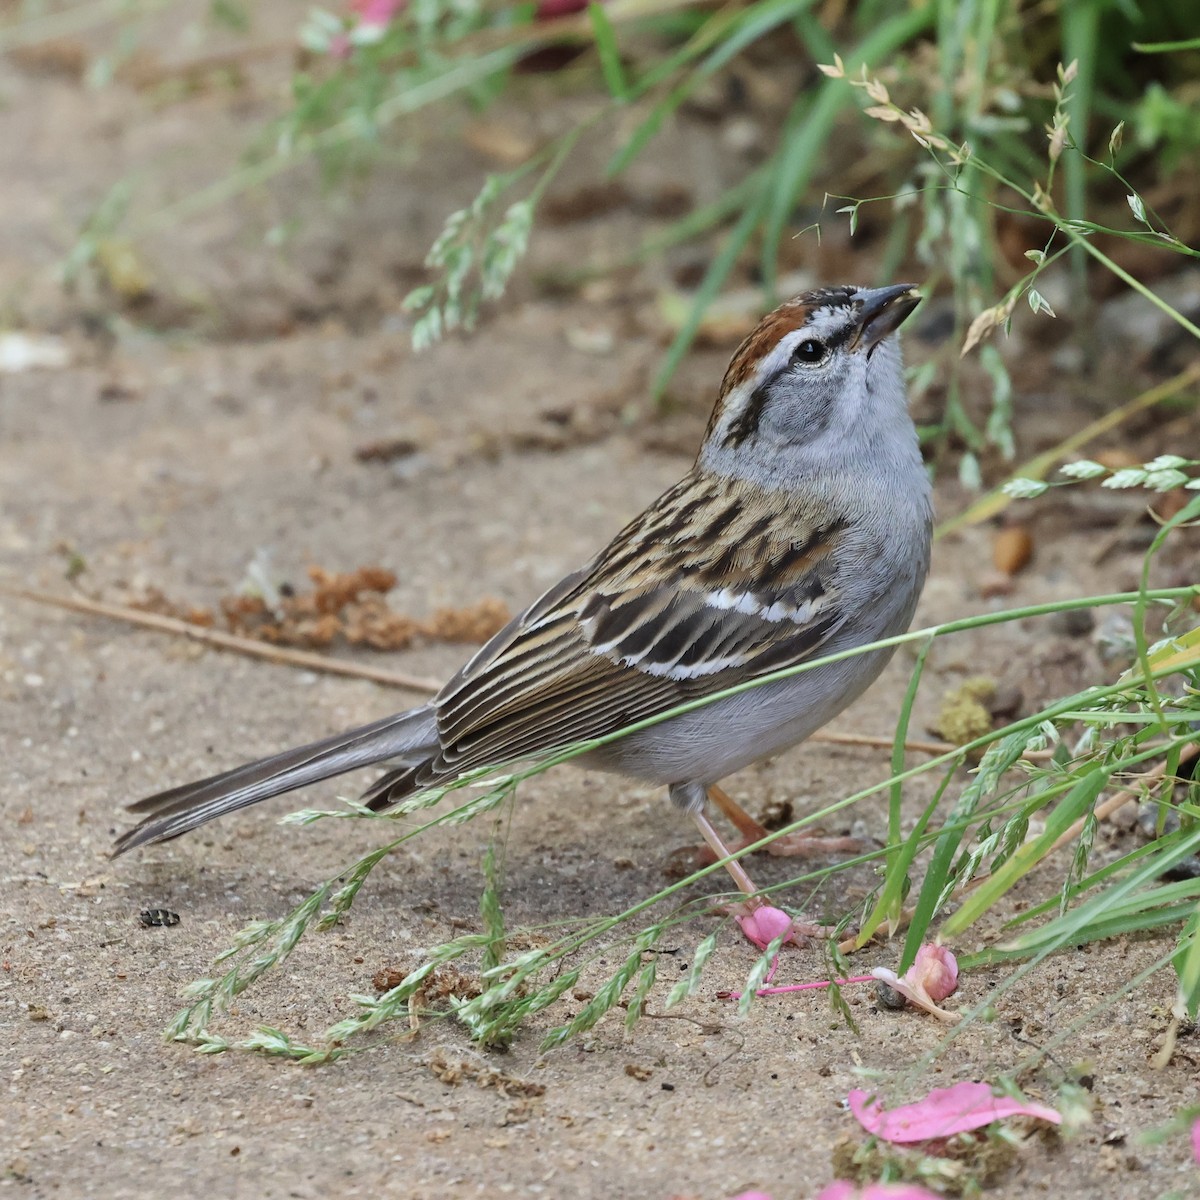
[759, 829, 875, 858]
[669, 828, 873, 875]
[723, 898, 831, 949]
[702, 782, 875, 859]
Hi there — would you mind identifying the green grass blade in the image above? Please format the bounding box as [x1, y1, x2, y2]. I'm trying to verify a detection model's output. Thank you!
[942, 767, 1109, 936]
[589, 2, 628, 101]
[1173, 903, 1200, 1020]
[890, 639, 932, 860]
[1003, 825, 1197, 929]
[1133, 37, 1200, 52]
[963, 827, 1200, 966]
[607, 0, 809, 179]
[854, 635, 937, 948]
[897, 726, 1033, 964]
[858, 766, 953, 954]
[759, 2, 936, 294]
[651, 185, 769, 401]
[665, 930, 720, 1008]
[480, 836, 507, 973]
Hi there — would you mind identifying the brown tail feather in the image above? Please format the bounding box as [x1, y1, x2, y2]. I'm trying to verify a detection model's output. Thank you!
[113, 705, 439, 854]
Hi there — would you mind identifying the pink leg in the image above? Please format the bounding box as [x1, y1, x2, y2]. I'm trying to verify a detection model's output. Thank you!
[690, 808, 829, 944]
[691, 808, 759, 897]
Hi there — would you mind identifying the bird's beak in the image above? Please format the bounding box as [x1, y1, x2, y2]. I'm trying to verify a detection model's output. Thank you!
[851, 283, 922, 353]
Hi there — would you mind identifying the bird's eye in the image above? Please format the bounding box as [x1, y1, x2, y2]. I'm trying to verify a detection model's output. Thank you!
[791, 339, 827, 365]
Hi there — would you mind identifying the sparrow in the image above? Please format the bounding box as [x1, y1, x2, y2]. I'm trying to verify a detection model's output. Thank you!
[115, 283, 933, 908]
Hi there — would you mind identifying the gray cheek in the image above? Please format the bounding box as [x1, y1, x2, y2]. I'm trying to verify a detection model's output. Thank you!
[760, 367, 844, 444]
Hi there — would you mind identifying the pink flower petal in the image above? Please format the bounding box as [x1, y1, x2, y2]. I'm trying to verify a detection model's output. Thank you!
[351, 0, 405, 25]
[1192, 1116, 1200, 1163]
[736, 904, 796, 950]
[869, 967, 958, 1023]
[816, 1185, 943, 1200]
[910, 944, 958, 1002]
[869, 945, 959, 1022]
[848, 1081, 1062, 1143]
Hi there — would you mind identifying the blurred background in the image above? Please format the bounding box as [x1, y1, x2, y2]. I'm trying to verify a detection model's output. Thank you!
[2, 0, 1197, 485]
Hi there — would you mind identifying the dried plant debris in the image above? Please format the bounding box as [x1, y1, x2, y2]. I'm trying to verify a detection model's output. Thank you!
[353, 436, 422, 463]
[830, 1129, 1019, 1196]
[132, 589, 217, 628]
[425, 1049, 545, 1098]
[932, 676, 999, 747]
[373, 964, 486, 1005]
[131, 566, 510, 652]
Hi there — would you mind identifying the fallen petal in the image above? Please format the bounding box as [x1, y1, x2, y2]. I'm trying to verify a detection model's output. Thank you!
[848, 1081, 1062, 1143]
[1192, 1116, 1200, 1163]
[909, 944, 958, 1002]
[816, 1184, 943, 1200]
[735, 904, 796, 950]
[869, 967, 958, 1023]
[351, 0, 406, 24]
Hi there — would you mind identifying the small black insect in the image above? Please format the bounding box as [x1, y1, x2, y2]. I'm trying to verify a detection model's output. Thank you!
[139, 908, 180, 928]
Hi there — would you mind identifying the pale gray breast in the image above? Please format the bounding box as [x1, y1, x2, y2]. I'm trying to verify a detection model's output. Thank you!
[583, 460, 932, 786]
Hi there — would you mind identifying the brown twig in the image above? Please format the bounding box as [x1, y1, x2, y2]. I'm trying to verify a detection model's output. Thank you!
[0, 584, 443, 694]
[4, 585, 1045, 762]
[807, 730, 953, 754]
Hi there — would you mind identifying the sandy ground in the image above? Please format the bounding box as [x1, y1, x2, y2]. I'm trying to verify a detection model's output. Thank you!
[2, 10, 1199, 1198]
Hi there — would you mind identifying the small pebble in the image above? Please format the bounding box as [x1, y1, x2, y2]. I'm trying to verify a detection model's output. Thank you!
[1136, 804, 1179, 841]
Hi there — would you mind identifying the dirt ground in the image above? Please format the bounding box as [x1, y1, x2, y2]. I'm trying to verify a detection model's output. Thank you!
[2, 10, 1199, 1199]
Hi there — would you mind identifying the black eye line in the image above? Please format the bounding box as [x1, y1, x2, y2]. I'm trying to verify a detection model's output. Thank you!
[723, 382, 769, 447]
[723, 323, 856, 447]
[792, 325, 855, 364]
